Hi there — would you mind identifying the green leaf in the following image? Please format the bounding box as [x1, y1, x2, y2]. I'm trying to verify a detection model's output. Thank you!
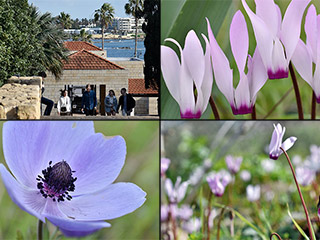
[212, 202, 268, 240]
[161, 0, 234, 119]
[286, 204, 310, 240]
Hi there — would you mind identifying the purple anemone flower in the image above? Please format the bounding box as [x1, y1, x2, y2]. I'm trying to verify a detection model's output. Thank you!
[206, 11, 268, 115]
[225, 155, 243, 174]
[292, 5, 320, 103]
[161, 30, 213, 119]
[0, 122, 146, 237]
[269, 123, 297, 160]
[242, 0, 310, 79]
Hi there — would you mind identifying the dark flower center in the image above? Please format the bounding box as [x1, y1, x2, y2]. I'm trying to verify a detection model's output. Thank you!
[36, 160, 77, 202]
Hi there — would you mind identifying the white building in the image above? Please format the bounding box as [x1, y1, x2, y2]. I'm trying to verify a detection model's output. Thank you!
[109, 17, 144, 34]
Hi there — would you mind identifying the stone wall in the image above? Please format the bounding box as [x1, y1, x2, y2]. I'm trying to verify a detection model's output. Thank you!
[133, 96, 158, 116]
[112, 60, 144, 79]
[0, 76, 42, 119]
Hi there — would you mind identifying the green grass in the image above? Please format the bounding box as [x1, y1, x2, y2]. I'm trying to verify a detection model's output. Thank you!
[0, 121, 159, 240]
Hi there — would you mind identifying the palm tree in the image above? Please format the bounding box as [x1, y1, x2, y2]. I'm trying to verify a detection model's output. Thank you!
[57, 12, 72, 29]
[94, 3, 115, 50]
[79, 29, 93, 43]
[125, 0, 144, 58]
[30, 6, 68, 78]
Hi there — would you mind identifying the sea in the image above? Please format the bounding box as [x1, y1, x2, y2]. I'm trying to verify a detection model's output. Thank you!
[92, 39, 145, 60]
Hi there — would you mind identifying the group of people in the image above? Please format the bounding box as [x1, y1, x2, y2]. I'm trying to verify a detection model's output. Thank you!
[38, 71, 136, 117]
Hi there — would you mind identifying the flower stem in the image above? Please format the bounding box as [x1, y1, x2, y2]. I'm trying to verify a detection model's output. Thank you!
[311, 91, 316, 120]
[206, 191, 213, 240]
[251, 105, 256, 120]
[280, 147, 314, 240]
[289, 62, 304, 119]
[216, 207, 225, 240]
[37, 220, 43, 240]
[209, 96, 220, 120]
[168, 203, 177, 240]
[270, 232, 283, 240]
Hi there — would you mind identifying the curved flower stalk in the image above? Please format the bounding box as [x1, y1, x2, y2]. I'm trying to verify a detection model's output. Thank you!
[269, 123, 297, 160]
[206, 11, 268, 115]
[291, 5, 320, 103]
[161, 30, 213, 118]
[0, 122, 146, 237]
[242, 0, 310, 79]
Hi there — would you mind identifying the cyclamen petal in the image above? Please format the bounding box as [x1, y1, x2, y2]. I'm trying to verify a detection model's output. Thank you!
[242, 0, 310, 79]
[161, 31, 213, 119]
[269, 123, 297, 160]
[207, 11, 267, 115]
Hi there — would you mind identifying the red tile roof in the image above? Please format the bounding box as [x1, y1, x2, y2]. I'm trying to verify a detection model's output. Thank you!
[128, 78, 159, 95]
[63, 50, 124, 70]
[64, 41, 103, 51]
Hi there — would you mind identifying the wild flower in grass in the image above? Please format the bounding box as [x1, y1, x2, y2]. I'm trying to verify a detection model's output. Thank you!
[246, 185, 261, 202]
[182, 218, 201, 234]
[0, 122, 146, 237]
[261, 159, 276, 172]
[269, 123, 297, 160]
[225, 155, 243, 174]
[296, 167, 315, 186]
[206, 173, 229, 197]
[161, 158, 171, 177]
[161, 30, 213, 119]
[207, 11, 268, 115]
[242, 0, 310, 79]
[165, 176, 189, 203]
[240, 170, 251, 182]
[291, 5, 320, 103]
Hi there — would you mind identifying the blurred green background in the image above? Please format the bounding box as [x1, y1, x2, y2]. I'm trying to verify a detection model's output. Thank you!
[161, 0, 320, 119]
[0, 121, 159, 240]
[162, 121, 320, 239]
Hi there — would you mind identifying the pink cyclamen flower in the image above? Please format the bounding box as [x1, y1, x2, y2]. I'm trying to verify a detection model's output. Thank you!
[291, 5, 320, 103]
[206, 174, 229, 197]
[225, 155, 243, 174]
[0, 122, 146, 237]
[161, 30, 213, 119]
[246, 185, 261, 202]
[242, 0, 310, 79]
[206, 11, 268, 115]
[161, 158, 171, 177]
[269, 123, 297, 160]
[164, 176, 189, 203]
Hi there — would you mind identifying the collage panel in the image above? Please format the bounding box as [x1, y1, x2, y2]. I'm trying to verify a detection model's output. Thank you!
[161, 121, 320, 239]
[0, 121, 159, 239]
[161, 0, 320, 120]
[0, 0, 159, 120]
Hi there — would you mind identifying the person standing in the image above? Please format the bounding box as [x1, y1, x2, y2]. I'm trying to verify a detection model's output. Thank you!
[57, 90, 71, 115]
[105, 89, 117, 116]
[81, 84, 97, 116]
[39, 71, 54, 116]
[117, 88, 135, 116]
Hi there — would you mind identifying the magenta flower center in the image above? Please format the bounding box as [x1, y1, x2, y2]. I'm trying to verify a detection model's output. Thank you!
[36, 160, 77, 202]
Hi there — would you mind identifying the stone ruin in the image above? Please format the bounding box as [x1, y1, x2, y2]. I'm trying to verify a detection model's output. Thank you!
[0, 76, 42, 119]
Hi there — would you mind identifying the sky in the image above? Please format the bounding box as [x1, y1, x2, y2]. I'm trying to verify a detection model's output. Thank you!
[28, 0, 130, 19]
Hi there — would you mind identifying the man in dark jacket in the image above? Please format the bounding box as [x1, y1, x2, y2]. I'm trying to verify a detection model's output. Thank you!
[117, 88, 135, 116]
[81, 84, 97, 116]
[39, 72, 54, 116]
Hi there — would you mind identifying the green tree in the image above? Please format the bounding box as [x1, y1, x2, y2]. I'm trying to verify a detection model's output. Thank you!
[57, 12, 72, 29]
[125, 0, 144, 58]
[0, 0, 68, 84]
[77, 29, 92, 43]
[94, 3, 114, 50]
